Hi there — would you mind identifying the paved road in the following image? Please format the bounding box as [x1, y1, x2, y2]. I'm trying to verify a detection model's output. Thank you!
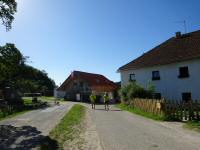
[87, 104, 200, 150]
[0, 102, 73, 150]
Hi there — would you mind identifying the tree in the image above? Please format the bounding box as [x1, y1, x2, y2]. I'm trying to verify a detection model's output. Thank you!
[0, 43, 56, 99]
[0, 43, 23, 89]
[0, 0, 17, 31]
[0, 43, 23, 65]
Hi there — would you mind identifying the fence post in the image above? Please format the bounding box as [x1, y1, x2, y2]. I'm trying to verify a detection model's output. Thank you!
[195, 100, 200, 120]
[189, 101, 194, 121]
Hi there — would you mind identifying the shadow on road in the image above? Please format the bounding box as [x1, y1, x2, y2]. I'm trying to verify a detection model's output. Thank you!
[0, 125, 58, 150]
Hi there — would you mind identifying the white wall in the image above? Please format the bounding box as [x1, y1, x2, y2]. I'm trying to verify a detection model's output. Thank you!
[120, 59, 200, 100]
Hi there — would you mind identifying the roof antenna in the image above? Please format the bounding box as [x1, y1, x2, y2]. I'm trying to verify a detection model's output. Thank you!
[174, 20, 187, 33]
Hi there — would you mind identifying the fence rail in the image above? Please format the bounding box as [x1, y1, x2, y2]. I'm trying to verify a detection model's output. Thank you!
[129, 98, 200, 121]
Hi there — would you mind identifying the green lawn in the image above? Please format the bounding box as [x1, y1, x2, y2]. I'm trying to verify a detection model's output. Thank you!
[116, 103, 165, 121]
[41, 96, 55, 100]
[184, 121, 200, 132]
[23, 98, 33, 105]
[40, 104, 86, 150]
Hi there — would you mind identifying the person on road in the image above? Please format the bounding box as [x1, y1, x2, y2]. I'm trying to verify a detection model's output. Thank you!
[103, 92, 110, 110]
[90, 93, 96, 109]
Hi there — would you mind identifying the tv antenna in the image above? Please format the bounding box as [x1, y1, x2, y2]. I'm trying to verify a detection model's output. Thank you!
[174, 20, 187, 33]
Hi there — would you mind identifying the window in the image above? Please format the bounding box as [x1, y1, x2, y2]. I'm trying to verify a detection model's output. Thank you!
[80, 82, 83, 88]
[129, 74, 136, 82]
[182, 92, 191, 102]
[152, 71, 160, 80]
[85, 87, 89, 91]
[73, 82, 77, 86]
[179, 66, 189, 78]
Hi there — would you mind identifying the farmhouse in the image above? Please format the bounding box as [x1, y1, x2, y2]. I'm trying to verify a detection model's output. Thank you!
[118, 30, 200, 101]
[56, 71, 118, 102]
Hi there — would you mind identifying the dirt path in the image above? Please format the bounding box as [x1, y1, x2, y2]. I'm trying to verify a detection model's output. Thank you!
[85, 104, 200, 150]
[0, 102, 73, 150]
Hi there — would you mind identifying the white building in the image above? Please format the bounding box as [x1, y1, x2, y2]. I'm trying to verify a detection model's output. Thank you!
[118, 30, 200, 101]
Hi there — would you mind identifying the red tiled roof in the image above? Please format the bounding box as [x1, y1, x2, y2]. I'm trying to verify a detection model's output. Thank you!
[118, 30, 200, 71]
[58, 71, 118, 92]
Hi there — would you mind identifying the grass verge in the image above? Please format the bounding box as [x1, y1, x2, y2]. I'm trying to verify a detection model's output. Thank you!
[0, 99, 31, 121]
[0, 110, 29, 121]
[40, 104, 86, 150]
[0, 98, 47, 121]
[184, 121, 200, 132]
[116, 103, 165, 121]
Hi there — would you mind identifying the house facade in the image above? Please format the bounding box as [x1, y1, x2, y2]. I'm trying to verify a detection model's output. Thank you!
[56, 71, 118, 102]
[118, 30, 200, 101]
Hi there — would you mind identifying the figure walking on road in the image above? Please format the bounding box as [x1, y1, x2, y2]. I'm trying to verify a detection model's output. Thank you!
[103, 92, 110, 110]
[90, 93, 96, 109]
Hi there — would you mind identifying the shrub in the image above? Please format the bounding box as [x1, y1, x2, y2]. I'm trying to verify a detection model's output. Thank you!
[118, 84, 130, 103]
[119, 82, 154, 103]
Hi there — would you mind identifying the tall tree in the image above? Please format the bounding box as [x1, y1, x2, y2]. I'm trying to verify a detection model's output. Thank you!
[0, 43, 23, 88]
[0, 0, 17, 31]
[0, 43, 56, 96]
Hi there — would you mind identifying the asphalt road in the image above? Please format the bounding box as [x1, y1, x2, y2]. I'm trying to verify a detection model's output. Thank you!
[88, 104, 200, 150]
[0, 102, 73, 150]
[1, 102, 200, 150]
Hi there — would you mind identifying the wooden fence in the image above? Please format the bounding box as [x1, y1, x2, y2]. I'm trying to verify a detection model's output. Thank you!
[129, 98, 164, 116]
[129, 98, 200, 121]
[164, 100, 200, 121]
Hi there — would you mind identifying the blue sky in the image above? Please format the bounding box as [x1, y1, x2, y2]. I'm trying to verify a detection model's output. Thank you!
[0, 0, 200, 86]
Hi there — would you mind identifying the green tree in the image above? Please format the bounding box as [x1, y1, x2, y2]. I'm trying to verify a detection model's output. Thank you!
[0, 0, 17, 31]
[0, 43, 55, 98]
[0, 43, 23, 89]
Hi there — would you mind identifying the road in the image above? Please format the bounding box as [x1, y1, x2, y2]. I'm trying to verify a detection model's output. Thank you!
[87, 104, 200, 150]
[1, 102, 200, 150]
[0, 102, 73, 150]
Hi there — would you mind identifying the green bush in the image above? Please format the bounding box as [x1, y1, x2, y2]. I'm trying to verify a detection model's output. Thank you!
[119, 82, 154, 103]
[118, 84, 130, 103]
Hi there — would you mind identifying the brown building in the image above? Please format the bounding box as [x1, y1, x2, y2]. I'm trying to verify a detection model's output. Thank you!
[56, 71, 118, 102]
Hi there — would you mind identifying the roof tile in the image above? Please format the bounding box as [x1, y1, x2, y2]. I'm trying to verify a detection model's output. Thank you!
[118, 30, 200, 71]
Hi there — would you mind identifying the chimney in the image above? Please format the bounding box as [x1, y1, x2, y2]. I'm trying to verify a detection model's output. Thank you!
[175, 32, 182, 38]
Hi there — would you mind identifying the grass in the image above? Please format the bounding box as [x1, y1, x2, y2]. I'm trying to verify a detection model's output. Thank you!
[23, 96, 66, 103]
[40, 104, 86, 150]
[23, 96, 54, 101]
[41, 96, 55, 100]
[116, 103, 165, 121]
[0, 98, 47, 121]
[23, 98, 33, 105]
[0, 98, 32, 121]
[184, 121, 200, 132]
[42, 96, 66, 102]
[0, 110, 29, 121]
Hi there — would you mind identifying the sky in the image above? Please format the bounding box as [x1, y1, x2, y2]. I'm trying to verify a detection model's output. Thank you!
[0, 0, 200, 86]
